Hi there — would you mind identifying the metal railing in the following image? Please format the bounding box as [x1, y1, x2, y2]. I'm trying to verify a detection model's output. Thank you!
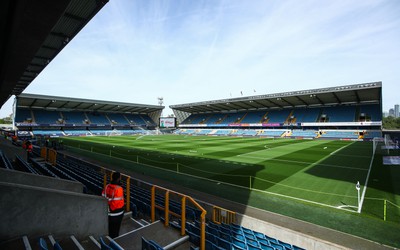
[151, 185, 207, 250]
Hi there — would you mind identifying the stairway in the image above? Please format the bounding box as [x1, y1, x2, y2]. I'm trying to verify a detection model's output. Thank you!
[115, 220, 190, 250]
[0, 213, 191, 250]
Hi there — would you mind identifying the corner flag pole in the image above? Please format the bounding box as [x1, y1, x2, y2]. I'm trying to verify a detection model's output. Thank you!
[356, 181, 361, 212]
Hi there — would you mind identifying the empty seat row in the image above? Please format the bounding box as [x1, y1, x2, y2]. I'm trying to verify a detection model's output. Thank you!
[187, 221, 305, 250]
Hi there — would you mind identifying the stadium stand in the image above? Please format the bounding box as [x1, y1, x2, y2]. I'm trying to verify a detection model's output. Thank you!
[172, 83, 383, 142]
[291, 108, 320, 123]
[321, 130, 360, 139]
[63, 130, 91, 136]
[14, 108, 33, 124]
[0, 150, 13, 169]
[86, 112, 110, 125]
[107, 113, 130, 126]
[124, 114, 144, 126]
[33, 130, 65, 137]
[32, 109, 62, 124]
[358, 104, 382, 121]
[319, 106, 356, 122]
[240, 110, 268, 124]
[290, 130, 318, 138]
[181, 114, 210, 125]
[62, 111, 88, 124]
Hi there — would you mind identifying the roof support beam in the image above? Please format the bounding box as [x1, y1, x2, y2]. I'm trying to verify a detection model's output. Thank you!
[332, 92, 341, 104]
[64, 12, 87, 22]
[354, 90, 360, 103]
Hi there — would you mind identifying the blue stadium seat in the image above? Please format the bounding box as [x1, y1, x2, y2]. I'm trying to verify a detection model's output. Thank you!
[206, 232, 218, 245]
[246, 239, 260, 248]
[207, 221, 219, 230]
[186, 230, 200, 246]
[293, 245, 306, 250]
[278, 240, 293, 249]
[219, 225, 231, 236]
[205, 239, 218, 250]
[99, 237, 112, 250]
[230, 224, 243, 234]
[39, 238, 48, 250]
[141, 237, 151, 250]
[270, 241, 285, 250]
[260, 242, 274, 250]
[218, 230, 231, 242]
[257, 238, 270, 246]
[264, 234, 278, 243]
[247, 244, 262, 250]
[148, 240, 164, 250]
[232, 237, 246, 249]
[206, 225, 219, 236]
[190, 245, 199, 250]
[253, 231, 265, 240]
[216, 237, 231, 249]
[245, 232, 257, 241]
[109, 239, 124, 250]
[53, 242, 63, 250]
[231, 233, 245, 241]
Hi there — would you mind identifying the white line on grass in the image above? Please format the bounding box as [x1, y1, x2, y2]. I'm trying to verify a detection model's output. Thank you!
[253, 176, 358, 198]
[237, 154, 367, 171]
[358, 145, 376, 213]
[72, 146, 358, 213]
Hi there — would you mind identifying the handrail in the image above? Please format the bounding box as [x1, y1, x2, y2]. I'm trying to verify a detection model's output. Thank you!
[212, 205, 236, 224]
[151, 185, 206, 250]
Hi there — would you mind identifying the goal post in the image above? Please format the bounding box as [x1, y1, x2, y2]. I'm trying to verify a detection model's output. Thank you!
[358, 137, 381, 213]
[105, 130, 122, 137]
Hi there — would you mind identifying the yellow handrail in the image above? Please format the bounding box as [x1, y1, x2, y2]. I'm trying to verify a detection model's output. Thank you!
[151, 185, 206, 250]
[212, 205, 236, 224]
[47, 149, 57, 166]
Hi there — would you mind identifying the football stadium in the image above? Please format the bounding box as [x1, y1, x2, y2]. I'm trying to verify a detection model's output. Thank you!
[1, 1, 399, 250]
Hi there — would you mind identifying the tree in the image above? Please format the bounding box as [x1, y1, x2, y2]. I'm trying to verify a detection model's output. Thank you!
[382, 116, 400, 129]
[0, 114, 12, 124]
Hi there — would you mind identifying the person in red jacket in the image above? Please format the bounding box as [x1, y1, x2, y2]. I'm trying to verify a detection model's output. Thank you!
[25, 140, 33, 160]
[102, 172, 125, 238]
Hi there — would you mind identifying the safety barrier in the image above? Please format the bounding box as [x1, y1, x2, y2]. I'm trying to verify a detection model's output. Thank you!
[41, 147, 57, 166]
[40, 147, 47, 159]
[150, 185, 207, 250]
[212, 205, 236, 224]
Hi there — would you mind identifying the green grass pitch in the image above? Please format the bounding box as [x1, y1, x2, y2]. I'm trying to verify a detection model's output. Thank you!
[60, 134, 400, 247]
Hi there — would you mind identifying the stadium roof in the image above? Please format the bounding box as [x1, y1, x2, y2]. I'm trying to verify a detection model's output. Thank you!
[16, 93, 164, 114]
[0, 0, 108, 109]
[170, 82, 382, 114]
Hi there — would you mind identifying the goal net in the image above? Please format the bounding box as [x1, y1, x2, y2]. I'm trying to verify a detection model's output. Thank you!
[105, 130, 122, 137]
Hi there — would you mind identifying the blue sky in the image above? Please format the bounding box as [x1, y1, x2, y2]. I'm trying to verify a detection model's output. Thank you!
[1, 0, 399, 118]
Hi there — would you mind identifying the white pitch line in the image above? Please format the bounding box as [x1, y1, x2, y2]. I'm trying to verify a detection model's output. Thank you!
[329, 142, 354, 155]
[237, 154, 367, 171]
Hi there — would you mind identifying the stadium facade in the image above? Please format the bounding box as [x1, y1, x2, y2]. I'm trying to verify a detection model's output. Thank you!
[13, 93, 163, 138]
[170, 82, 382, 140]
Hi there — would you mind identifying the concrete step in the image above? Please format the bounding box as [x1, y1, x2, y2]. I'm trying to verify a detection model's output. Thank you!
[115, 220, 189, 250]
[119, 212, 143, 236]
[55, 236, 82, 250]
[0, 236, 27, 250]
[79, 236, 101, 250]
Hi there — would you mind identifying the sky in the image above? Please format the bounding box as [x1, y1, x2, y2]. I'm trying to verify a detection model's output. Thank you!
[1, 0, 399, 118]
